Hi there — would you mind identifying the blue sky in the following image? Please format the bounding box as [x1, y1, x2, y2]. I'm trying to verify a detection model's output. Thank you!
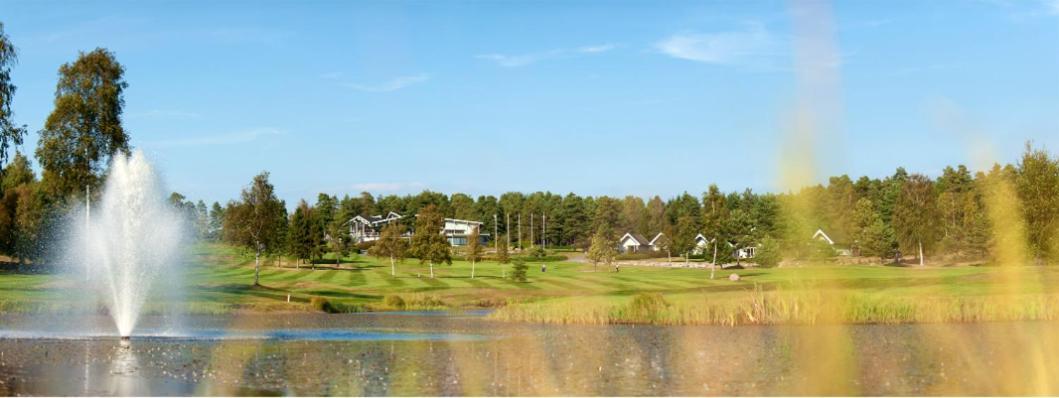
[2, 0, 1058, 205]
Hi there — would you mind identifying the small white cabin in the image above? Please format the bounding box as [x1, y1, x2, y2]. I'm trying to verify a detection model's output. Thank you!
[649, 232, 668, 252]
[693, 233, 712, 255]
[813, 228, 852, 256]
[619, 232, 651, 253]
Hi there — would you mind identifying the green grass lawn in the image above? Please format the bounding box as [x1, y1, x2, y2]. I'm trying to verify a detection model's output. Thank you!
[3, 243, 1059, 325]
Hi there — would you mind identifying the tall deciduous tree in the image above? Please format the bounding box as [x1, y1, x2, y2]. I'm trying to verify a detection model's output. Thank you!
[466, 226, 483, 278]
[224, 172, 286, 285]
[702, 184, 728, 278]
[644, 196, 666, 236]
[0, 23, 27, 180]
[587, 228, 616, 272]
[1015, 143, 1059, 262]
[620, 195, 646, 235]
[893, 174, 939, 266]
[369, 223, 407, 276]
[36, 48, 130, 198]
[410, 204, 451, 278]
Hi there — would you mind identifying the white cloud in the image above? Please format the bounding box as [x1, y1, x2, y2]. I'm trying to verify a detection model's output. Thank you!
[477, 43, 616, 67]
[476, 50, 561, 67]
[343, 74, 430, 93]
[655, 23, 774, 65]
[350, 182, 424, 192]
[577, 43, 618, 53]
[143, 128, 284, 148]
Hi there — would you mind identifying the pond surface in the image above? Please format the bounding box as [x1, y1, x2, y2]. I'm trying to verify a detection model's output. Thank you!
[0, 312, 1057, 396]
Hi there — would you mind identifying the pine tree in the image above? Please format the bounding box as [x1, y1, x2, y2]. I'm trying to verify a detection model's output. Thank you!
[288, 200, 313, 267]
[672, 215, 697, 266]
[852, 198, 894, 260]
[510, 259, 528, 282]
[755, 235, 781, 267]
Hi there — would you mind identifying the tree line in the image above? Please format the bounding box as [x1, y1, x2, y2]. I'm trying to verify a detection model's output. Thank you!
[207, 140, 1059, 275]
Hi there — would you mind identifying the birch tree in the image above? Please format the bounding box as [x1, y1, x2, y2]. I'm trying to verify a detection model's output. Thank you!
[410, 204, 451, 278]
[893, 174, 939, 266]
[369, 223, 407, 276]
[224, 172, 286, 286]
[466, 226, 483, 278]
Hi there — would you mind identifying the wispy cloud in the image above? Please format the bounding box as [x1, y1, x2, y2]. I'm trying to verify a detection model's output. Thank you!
[143, 128, 284, 148]
[350, 182, 425, 192]
[324, 73, 431, 93]
[973, 0, 1059, 19]
[347, 74, 430, 92]
[1047, 0, 1059, 14]
[655, 23, 775, 66]
[577, 43, 618, 53]
[476, 43, 617, 67]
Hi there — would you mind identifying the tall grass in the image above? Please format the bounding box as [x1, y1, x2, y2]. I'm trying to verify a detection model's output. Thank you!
[490, 289, 1059, 326]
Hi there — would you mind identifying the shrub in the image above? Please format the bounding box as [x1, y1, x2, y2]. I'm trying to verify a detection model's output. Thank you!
[383, 294, 406, 309]
[614, 293, 671, 323]
[310, 296, 335, 313]
[406, 294, 446, 308]
[309, 296, 362, 313]
[527, 246, 547, 259]
[474, 297, 508, 308]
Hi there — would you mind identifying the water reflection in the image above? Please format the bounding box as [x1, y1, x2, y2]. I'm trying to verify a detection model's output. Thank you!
[1, 313, 1058, 396]
[107, 340, 145, 396]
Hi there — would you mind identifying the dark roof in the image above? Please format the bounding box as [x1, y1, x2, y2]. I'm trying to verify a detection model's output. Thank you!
[622, 232, 650, 245]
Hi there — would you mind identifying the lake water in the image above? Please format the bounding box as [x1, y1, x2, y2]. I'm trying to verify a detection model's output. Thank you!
[0, 312, 1056, 396]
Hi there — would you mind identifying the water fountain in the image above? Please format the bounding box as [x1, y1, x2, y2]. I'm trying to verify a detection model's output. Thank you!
[80, 150, 185, 338]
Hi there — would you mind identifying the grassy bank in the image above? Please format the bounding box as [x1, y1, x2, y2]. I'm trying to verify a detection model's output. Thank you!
[2, 243, 1058, 325]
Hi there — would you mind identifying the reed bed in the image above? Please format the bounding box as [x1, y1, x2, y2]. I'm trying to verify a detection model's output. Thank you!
[489, 288, 1059, 326]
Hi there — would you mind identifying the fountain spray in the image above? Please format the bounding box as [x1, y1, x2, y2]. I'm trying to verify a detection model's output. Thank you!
[79, 150, 185, 338]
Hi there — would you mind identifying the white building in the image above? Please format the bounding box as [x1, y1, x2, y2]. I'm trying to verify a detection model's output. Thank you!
[349, 212, 488, 246]
[693, 233, 712, 255]
[736, 246, 757, 259]
[649, 232, 668, 252]
[347, 211, 405, 243]
[619, 232, 652, 253]
[813, 228, 852, 256]
[442, 218, 487, 246]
